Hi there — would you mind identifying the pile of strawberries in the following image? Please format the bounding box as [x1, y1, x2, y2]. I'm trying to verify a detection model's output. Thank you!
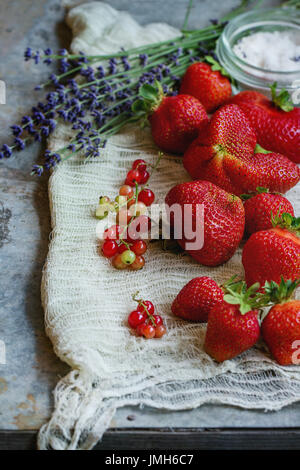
[134, 57, 300, 358]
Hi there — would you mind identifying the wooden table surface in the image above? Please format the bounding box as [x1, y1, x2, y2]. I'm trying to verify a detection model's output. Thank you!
[1, 0, 300, 450]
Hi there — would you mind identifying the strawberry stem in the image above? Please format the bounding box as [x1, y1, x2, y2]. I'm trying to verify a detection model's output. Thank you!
[271, 212, 300, 236]
[223, 280, 268, 315]
[270, 82, 294, 112]
[264, 277, 300, 304]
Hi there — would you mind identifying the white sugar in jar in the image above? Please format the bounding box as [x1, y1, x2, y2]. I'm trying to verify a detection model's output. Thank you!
[217, 8, 300, 103]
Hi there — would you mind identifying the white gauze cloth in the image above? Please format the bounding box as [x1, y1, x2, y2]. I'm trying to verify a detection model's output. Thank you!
[38, 1, 300, 450]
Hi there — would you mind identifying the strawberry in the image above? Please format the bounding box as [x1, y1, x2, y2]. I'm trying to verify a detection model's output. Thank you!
[228, 84, 300, 163]
[183, 104, 300, 196]
[242, 187, 295, 236]
[165, 180, 245, 266]
[204, 281, 262, 362]
[132, 82, 208, 154]
[261, 278, 300, 366]
[179, 57, 232, 113]
[171, 276, 224, 322]
[242, 213, 300, 288]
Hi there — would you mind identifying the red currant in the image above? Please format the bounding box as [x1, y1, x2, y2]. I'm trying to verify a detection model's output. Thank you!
[117, 209, 132, 226]
[112, 253, 127, 270]
[142, 324, 156, 339]
[131, 240, 147, 256]
[139, 169, 150, 184]
[104, 225, 121, 240]
[99, 196, 110, 204]
[125, 169, 142, 187]
[128, 215, 151, 241]
[137, 300, 155, 316]
[138, 189, 155, 206]
[119, 185, 134, 199]
[129, 255, 145, 271]
[128, 201, 147, 217]
[125, 230, 140, 243]
[102, 240, 118, 258]
[118, 243, 129, 254]
[152, 315, 163, 326]
[128, 310, 147, 329]
[121, 249, 136, 265]
[127, 198, 136, 208]
[136, 322, 147, 337]
[155, 325, 167, 338]
[132, 159, 147, 172]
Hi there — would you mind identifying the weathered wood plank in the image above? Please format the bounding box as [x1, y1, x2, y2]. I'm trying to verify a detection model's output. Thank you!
[1, 428, 300, 450]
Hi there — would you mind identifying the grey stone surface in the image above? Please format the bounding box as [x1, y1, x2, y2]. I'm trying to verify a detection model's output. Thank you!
[0, 0, 297, 432]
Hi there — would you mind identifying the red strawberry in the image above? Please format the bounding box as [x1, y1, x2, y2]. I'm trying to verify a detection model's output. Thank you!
[165, 180, 245, 266]
[183, 104, 300, 196]
[228, 84, 300, 163]
[242, 187, 295, 236]
[172, 276, 224, 322]
[242, 213, 300, 288]
[204, 281, 261, 362]
[180, 57, 232, 113]
[261, 278, 300, 365]
[149, 94, 208, 154]
[133, 82, 208, 154]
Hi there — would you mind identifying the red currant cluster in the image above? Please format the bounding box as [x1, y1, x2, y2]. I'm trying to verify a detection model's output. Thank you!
[128, 294, 167, 339]
[98, 159, 156, 270]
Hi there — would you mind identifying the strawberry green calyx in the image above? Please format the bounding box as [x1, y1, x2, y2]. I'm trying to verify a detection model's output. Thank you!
[254, 144, 271, 155]
[223, 280, 267, 315]
[270, 82, 294, 112]
[264, 277, 300, 304]
[131, 81, 164, 122]
[271, 212, 300, 236]
[240, 186, 270, 201]
[204, 55, 230, 77]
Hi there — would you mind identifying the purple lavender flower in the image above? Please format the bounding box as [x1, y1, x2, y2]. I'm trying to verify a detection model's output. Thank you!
[58, 48, 68, 56]
[121, 56, 131, 71]
[108, 58, 118, 75]
[31, 165, 44, 176]
[24, 47, 33, 61]
[10, 125, 23, 137]
[2, 144, 12, 158]
[40, 127, 50, 137]
[43, 48, 53, 65]
[139, 54, 148, 66]
[34, 51, 40, 65]
[77, 51, 88, 64]
[97, 66, 105, 78]
[21, 116, 32, 125]
[67, 143, 76, 152]
[59, 59, 70, 73]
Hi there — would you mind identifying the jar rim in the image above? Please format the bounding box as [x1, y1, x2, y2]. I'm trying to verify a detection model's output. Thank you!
[218, 7, 300, 76]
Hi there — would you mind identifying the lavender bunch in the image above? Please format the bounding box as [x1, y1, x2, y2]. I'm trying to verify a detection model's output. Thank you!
[0, 1, 256, 176]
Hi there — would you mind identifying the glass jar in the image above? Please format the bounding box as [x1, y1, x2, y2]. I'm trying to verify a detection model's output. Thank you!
[216, 8, 300, 100]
